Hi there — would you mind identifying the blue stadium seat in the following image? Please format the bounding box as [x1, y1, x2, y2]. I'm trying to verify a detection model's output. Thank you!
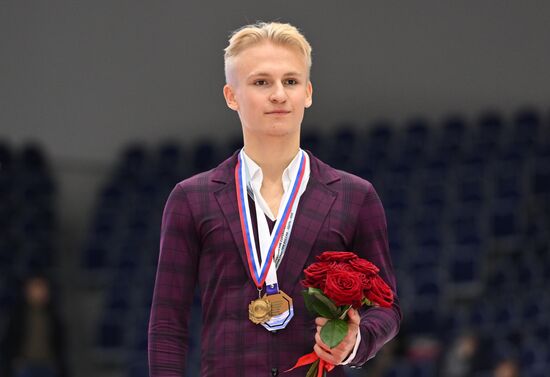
[455, 151, 488, 180]
[157, 142, 182, 167]
[361, 120, 394, 170]
[81, 242, 108, 270]
[382, 362, 414, 377]
[421, 156, 452, 183]
[451, 212, 482, 246]
[367, 120, 394, 146]
[487, 265, 508, 291]
[381, 186, 410, 212]
[414, 277, 441, 301]
[99, 184, 126, 210]
[20, 143, 48, 172]
[106, 282, 132, 313]
[520, 338, 546, 370]
[532, 323, 550, 345]
[404, 118, 431, 148]
[513, 108, 541, 148]
[0, 139, 14, 171]
[490, 200, 523, 240]
[193, 141, 219, 173]
[327, 126, 358, 170]
[521, 301, 542, 322]
[449, 257, 479, 285]
[419, 182, 448, 211]
[127, 358, 149, 377]
[495, 148, 527, 175]
[395, 118, 431, 166]
[492, 171, 523, 201]
[409, 306, 439, 334]
[301, 131, 324, 159]
[440, 115, 467, 149]
[413, 214, 444, 247]
[477, 112, 504, 140]
[493, 306, 517, 327]
[531, 147, 550, 197]
[98, 316, 125, 349]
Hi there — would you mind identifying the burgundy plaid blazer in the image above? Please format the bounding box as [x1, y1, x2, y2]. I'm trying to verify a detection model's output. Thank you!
[148, 151, 401, 377]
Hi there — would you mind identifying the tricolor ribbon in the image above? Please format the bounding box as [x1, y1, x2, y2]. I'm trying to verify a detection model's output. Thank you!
[285, 351, 335, 377]
[235, 150, 306, 289]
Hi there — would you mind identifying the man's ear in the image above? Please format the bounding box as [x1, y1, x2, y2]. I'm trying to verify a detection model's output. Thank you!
[305, 80, 313, 108]
[223, 84, 239, 111]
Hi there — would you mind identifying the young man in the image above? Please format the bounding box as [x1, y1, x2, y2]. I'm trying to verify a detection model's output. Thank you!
[148, 22, 401, 377]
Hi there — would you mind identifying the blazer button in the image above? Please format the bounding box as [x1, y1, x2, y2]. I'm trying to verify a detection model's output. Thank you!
[271, 367, 279, 376]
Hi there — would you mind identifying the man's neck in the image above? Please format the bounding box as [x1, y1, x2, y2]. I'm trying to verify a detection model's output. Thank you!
[242, 134, 300, 185]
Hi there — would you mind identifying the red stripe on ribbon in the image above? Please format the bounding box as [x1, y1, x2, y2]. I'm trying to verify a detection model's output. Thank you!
[235, 156, 259, 288]
[235, 152, 306, 289]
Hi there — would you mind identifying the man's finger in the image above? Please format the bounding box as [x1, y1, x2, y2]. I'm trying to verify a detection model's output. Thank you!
[314, 344, 337, 365]
[315, 317, 328, 326]
[347, 308, 361, 325]
[314, 332, 331, 352]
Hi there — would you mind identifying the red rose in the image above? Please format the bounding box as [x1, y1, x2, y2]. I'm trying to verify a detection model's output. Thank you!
[323, 271, 364, 308]
[349, 258, 379, 276]
[317, 251, 358, 263]
[364, 275, 394, 308]
[302, 261, 336, 289]
[358, 273, 372, 290]
[333, 262, 356, 272]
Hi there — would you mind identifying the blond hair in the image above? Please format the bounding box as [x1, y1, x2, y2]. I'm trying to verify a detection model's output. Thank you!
[224, 21, 312, 80]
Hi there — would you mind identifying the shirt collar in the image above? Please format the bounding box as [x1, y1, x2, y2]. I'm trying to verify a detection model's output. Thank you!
[241, 148, 304, 195]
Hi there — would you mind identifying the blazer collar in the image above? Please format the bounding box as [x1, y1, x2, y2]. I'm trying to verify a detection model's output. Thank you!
[213, 149, 340, 295]
[211, 149, 340, 186]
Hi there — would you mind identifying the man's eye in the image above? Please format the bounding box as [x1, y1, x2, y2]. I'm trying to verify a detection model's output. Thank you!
[254, 80, 268, 86]
[285, 79, 298, 85]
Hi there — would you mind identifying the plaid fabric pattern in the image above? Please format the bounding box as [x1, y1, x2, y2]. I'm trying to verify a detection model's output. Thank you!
[148, 151, 402, 377]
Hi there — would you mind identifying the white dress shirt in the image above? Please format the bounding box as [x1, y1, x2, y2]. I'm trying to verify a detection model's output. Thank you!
[242, 148, 309, 221]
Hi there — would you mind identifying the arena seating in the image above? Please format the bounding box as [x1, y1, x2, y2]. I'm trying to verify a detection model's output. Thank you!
[0, 141, 57, 330]
[80, 108, 549, 376]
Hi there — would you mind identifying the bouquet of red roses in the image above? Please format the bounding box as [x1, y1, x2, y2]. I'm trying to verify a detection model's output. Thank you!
[287, 251, 394, 377]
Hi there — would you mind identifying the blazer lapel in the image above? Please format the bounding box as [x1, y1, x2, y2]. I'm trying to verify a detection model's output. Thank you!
[212, 153, 251, 279]
[278, 152, 340, 296]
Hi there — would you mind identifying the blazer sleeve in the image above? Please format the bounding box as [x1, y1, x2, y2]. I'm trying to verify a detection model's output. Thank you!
[347, 180, 402, 367]
[148, 183, 200, 377]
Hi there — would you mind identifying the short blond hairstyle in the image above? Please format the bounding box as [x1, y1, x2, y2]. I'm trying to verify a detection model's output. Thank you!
[224, 21, 312, 81]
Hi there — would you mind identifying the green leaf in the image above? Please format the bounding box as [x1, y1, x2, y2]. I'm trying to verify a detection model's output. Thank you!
[363, 297, 373, 306]
[302, 288, 337, 318]
[308, 287, 339, 318]
[320, 319, 348, 348]
[311, 298, 335, 318]
[306, 359, 320, 377]
[302, 290, 317, 316]
[307, 287, 324, 295]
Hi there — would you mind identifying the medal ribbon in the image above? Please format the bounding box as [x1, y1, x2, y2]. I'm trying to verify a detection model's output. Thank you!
[235, 150, 306, 289]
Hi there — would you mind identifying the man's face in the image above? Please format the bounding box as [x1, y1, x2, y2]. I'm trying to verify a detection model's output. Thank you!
[223, 42, 313, 139]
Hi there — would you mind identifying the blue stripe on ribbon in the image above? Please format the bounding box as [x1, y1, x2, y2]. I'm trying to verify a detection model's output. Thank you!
[238, 151, 306, 286]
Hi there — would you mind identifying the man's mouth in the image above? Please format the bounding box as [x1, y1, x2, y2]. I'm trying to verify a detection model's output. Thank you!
[265, 110, 291, 115]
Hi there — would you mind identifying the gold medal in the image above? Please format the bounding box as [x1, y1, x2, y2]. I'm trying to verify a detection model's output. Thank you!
[249, 297, 272, 324]
[264, 290, 293, 317]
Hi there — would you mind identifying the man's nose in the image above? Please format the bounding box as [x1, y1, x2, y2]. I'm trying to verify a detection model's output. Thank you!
[269, 82, 287, 102]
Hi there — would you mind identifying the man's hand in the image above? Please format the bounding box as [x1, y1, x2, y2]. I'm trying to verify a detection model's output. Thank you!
[313, 308, 360, 365]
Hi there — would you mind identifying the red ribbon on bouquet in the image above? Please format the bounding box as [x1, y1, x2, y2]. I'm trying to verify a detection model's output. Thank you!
[285, 351, 335, 377]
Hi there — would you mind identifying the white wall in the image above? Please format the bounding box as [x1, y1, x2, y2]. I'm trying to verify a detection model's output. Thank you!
[1, 1, 549, 166]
